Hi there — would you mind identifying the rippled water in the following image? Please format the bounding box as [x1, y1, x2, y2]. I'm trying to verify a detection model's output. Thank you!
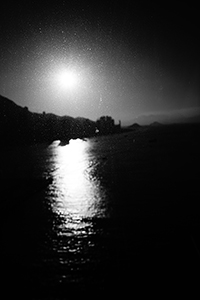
[41, 138, 111, 289]
[47, 139, 108, 220]
[2, 126, 199, 296]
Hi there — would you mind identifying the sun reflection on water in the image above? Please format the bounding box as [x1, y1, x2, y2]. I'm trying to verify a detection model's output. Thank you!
[47, 138, 107, 236]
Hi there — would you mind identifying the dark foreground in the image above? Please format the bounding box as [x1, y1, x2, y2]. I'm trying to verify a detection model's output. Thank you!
[1, 124, 200, 298]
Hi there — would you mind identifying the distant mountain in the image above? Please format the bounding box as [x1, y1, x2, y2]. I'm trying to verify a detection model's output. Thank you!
[129, 123, 141, 129]
[186, 114, 200, 123]
[0, 95, 123, 145]
[131, 110, 200, 125]
[0, 95, 97, 145]
[149, 122, 163, 126]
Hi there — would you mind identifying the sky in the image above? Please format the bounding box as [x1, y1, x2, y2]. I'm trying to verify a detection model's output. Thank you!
[0, 0, 199, 124]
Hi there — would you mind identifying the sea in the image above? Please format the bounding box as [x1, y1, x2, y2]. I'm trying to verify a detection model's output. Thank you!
[1, 125, 200, 298]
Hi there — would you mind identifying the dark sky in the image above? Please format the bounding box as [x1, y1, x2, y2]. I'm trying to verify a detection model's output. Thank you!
[0, 1, 199, 123]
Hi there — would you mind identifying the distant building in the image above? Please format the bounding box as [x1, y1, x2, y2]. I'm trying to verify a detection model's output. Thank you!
[96, 116, 121, 135]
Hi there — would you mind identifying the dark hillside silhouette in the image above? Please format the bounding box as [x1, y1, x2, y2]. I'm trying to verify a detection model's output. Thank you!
[129, 123, 141, 130]
[0, 95, 98, 145]
[0, 95, 123, 145]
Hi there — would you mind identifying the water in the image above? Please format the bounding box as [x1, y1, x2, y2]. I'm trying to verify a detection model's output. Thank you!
[25, 133, 156, 293]
[46, 139, 108, 220]
[1, 137, 112, 295]
[41, 139, 111, 290]
[1, 126, 200, 297]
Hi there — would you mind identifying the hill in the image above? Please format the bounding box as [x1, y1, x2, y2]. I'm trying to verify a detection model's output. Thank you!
[129, 123, 141, 130]
[131, 110, 200, 125]
[0, 95, 97, 145]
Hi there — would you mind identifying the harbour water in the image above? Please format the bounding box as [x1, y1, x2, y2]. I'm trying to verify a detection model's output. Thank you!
[40, 138, 111, 291]
[1, 125, 200, 297]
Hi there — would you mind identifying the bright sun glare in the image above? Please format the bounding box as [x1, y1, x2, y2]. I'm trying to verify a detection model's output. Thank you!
[56, 69, 78, 90]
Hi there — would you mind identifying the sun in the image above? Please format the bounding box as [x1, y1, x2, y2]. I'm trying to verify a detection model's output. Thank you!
[56, 69, 79, 90]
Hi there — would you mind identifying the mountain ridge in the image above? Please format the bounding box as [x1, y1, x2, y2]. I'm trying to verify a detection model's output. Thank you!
[0, 95, 97, 145]
[130, 110, 200, 125]
[0, 95, 122, 144]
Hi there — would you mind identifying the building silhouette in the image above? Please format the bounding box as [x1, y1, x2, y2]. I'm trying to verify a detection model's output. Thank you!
[96, 116, 121, 135]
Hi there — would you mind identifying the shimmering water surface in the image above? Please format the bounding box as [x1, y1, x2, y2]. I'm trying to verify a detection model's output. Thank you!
[47, 139, 108, 220]
[2, 126, 200, 296]
[41, 138, 111, 288]
[49, 139, 109, 234]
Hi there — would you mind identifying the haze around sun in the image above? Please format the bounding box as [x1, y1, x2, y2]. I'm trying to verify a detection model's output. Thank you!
[0, 1, 199, 124]
[55, 68, 79, 90]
